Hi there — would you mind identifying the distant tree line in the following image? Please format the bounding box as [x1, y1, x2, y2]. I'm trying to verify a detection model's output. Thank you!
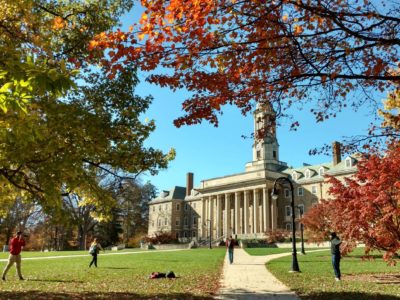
[0, 178, 156, 251]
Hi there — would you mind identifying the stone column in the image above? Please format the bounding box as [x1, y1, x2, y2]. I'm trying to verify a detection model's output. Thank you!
[208, 196, 214, 239]
[226, 194, 231, 237]
[253, 189, 259, 233]
[243, 190, 249, 234]
[223, 194, 228, 236]
[216, 194, 221, 238]
[271, 191, 278, 230]
[234, 192, 240, 235]
[262, 188, 269, 231]
[201, 197, 206, 238]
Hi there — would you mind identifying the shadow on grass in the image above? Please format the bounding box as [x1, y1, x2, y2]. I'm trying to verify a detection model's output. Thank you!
[304, 292, 400, 300]
[0, 291, 214, 299]
[27, 279, 84, 283]
[100, 267, 134, 270]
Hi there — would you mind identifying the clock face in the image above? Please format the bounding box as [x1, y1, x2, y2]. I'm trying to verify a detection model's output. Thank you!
[256, 143, 262, 150]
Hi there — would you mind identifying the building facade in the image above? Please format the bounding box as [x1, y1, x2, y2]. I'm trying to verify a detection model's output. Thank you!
[148, 105, 358, 241]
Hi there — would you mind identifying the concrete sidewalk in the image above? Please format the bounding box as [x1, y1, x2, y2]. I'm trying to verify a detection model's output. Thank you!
[216, 249, 299, 300]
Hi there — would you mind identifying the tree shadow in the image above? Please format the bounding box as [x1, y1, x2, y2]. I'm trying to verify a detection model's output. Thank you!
[0, 291, 215, 299]
[303, 292, 400, 300]
[27, 279, 84, 283]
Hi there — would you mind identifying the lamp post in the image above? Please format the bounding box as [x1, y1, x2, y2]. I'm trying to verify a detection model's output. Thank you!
[296, 205, 306, 255]
[271, 177, 300, 272]
[207, 219, 212, 249]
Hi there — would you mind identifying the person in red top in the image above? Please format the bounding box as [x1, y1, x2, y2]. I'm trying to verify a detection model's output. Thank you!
[2, 231, 25, 280]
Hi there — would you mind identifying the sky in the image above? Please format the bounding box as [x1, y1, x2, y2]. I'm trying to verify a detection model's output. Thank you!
[120, 4, 386, 193]
[135, 79, 383, 192]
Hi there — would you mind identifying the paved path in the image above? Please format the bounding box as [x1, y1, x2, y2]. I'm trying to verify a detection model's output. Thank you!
[217, 249, 300, 300]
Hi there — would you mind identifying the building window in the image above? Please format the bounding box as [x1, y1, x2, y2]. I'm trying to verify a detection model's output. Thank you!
[176, 232, 179, 239]
[284, 188, 290, 198]
[176, 218, 180, 226]
[285, 205, 291, 217]
[192, 231, 196, 237]
[152, 206, 155, 212]
[298, 187, 304, 196]
[184, 203, 189, 211]
[183, 231, 188, 238]
[164, 218, 168, 225]
[176, 203, 180, 211]
[305, 169, 311, 179]
[256, 150, 261, 160]
[193, 216, 197, 225]
[158, 219, 161, 227]
[184, 217, 188, 226]
[159, 205, 161, 211]
[319, 167, 325, 176]
[345, 157, 352, 168]
[297, 204, 304, 216]
[286, 223, 292, 230]
[273, 150, 277, 159]
[292, 171, 297, 180]
[311, 185, 317, 194]
[193, 203, 196, 209]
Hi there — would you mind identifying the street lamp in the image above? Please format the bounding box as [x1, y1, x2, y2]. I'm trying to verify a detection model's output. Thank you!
[296, 205, 306, 255]
[271, 177, 300, 272]
[207, 219, 212, 249]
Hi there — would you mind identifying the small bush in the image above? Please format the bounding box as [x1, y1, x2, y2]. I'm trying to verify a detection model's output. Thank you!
[265, 229, 291, 243]
[143, 231, 178, 244]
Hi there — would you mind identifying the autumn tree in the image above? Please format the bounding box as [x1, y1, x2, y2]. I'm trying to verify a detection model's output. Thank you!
[91, 0, 399, 131]
[303, 143, 400, 263]
[0, 0, 135, 111]
[0, 65, 175, 218]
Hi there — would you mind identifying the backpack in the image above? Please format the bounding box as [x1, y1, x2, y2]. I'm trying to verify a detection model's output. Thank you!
[166, 271, 176, 278]
[89, 245, 97, 254]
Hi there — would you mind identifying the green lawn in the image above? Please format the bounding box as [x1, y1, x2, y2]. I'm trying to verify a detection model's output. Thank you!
[267, 248, 400, 300]
[0, 248, 226, 299]
[245, 247, 328, 256]
[0, 248, 146, 259]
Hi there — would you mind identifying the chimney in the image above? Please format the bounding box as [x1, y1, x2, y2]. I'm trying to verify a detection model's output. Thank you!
[332, 141, 342, 166]
[186, 172, 194, 196]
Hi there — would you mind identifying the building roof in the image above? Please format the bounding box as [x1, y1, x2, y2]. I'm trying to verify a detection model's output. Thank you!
[281, 155, 358, 183]
[150, 186, 186, 203]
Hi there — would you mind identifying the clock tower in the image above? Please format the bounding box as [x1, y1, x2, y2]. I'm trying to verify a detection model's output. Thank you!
[246, 102, 285, 172]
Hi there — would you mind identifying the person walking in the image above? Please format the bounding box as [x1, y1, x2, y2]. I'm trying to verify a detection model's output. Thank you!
[2, 231, 25, 280]
[226, 235, 235, 264]
[330, 232, 342, 281]
[89, 238, 103, 268]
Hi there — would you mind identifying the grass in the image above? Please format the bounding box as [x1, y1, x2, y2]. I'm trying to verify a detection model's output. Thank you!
[266, 248, 400, 300]
[245, 247, 328, 256]
[0, 248, 226, 299]
[0, 248, 146, 259]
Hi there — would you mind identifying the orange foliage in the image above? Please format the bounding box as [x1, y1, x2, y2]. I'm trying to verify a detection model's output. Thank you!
[88, 0, 400, 127]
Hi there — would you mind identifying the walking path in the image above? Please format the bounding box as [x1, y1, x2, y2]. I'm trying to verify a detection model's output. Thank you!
[217, 249, 300, 300]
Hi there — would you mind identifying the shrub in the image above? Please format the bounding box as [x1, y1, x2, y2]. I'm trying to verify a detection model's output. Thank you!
[265, 229, 291, 243]
[143, 231, 178, 244]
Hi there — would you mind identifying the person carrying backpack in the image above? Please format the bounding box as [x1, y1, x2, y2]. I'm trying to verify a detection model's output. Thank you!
[226, 235, 235, 264]
[89, 238, 103, 268]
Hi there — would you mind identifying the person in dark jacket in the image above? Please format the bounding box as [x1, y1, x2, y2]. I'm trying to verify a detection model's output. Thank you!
[89, 238, 103, 268]
[330, 232, 342, 281]
[226, 235, 235, 264]
[2, 231, 25, 280]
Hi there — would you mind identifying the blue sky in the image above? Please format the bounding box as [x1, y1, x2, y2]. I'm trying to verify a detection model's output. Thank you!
[120, 5, 385, 192]
[135, 78, 383, 192]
